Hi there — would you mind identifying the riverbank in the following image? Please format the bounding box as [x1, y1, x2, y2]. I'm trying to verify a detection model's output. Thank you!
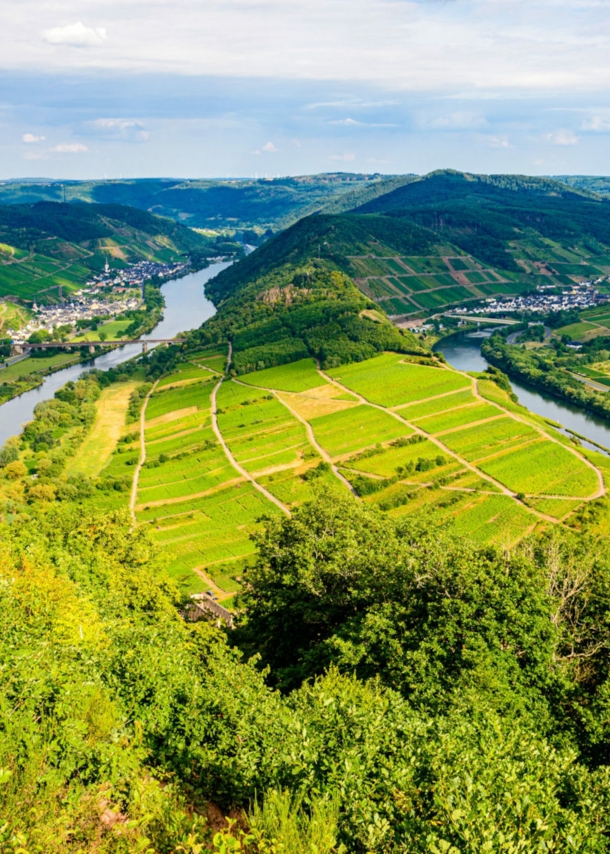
[0, 261, 229, 447]
[436, 330, 610, 455]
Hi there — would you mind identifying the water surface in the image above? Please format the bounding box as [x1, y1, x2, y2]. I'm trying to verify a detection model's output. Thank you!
[0, 261, 229, 446]
[436, 332, 610, 454]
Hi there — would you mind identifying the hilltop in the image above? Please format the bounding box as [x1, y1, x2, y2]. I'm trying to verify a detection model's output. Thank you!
[202, 170, 610, 321]
[0, 201, 237, 303]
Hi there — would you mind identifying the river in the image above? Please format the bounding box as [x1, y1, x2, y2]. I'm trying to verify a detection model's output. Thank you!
[0, 260, 230, 447]
[435, 331, 610, 454]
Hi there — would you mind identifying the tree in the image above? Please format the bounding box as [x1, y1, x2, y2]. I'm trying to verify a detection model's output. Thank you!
[4, 459, 27, 479]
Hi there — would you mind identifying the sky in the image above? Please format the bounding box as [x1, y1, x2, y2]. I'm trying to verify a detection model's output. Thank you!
[2, 0, 610, 179]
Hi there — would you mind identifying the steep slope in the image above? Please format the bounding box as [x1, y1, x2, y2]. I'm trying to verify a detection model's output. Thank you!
[353, 169, 610, 275]
[200, 207, 539, 322]
[190, 215, 427, 373]
[0, 201, 232, 302]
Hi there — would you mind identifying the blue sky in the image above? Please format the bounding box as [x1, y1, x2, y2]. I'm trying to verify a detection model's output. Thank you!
[2, 0, 610, 179]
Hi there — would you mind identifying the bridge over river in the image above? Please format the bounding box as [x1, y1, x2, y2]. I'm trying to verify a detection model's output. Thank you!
[12, 337, 186, 355]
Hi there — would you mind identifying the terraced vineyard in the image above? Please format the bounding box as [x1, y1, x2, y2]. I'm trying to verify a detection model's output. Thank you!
[113, 349, 607, 601]
[348, 254, 519, 316]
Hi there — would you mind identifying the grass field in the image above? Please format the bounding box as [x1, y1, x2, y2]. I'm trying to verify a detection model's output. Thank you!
[441, 417, 538, 461]
[72, 318, 133, 342]
[59, 344, 604, 595]
[327, 354, 471, 407]
[146, 379, 214, 420]
[310, 404, 412, 458]
[218, 380, 313, 474]
[240, 358, 323, 392]
[157, 364, 216, 388]
[397, 388, 478, 418]
[190, 347, 228, 372]
[556, 322, 606, 341]
[414, 402, 503, 434]
[0, 351, 81, 381]
[67, 381, 139, 477]
[479, 441, 599, 497]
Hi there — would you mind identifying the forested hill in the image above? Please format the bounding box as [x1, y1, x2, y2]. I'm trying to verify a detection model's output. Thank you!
[203, 170, 610, 323]
[0, 201, 238, 302]
[191, 214, 426, 373]
[0, 173, 412, 232]
[350, 169, 610, 278]
[354, 169, 597, 212]
[0, 201, 213, 256]
[204, 213, 437, 307]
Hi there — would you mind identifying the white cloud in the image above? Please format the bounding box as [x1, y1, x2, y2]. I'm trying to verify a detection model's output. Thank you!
[545, 129, 578, 145]
[329, 117, 397, 127]
[329, 152, 356, 162]
[582, 115, 610, 132]
[0, 0, 603, 95]
[52, 142, 89, 153]
[22, 132, 46, 143]
[87, 118, 149, 140]
[484, 134, 511, 148]
[252, 141, 278, 154]
[420, 112, 488, 130]
[43, 22, 107, 48]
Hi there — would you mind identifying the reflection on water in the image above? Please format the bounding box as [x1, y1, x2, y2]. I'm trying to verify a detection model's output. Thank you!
[0, 261, 230, 446]
[435, 332, 610, 454]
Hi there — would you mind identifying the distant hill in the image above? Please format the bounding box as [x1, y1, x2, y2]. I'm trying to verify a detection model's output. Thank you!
[0, 174, 411, 233]
[0, 201, 227, 303]
[554, 176, 610, 196]
[206, 170, 610, 321]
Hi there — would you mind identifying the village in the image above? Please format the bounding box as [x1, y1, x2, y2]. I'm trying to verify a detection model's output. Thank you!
[446, 277, 610, 318]
[7, 259, 191, 343]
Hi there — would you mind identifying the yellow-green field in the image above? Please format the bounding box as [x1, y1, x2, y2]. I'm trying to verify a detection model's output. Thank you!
[66, 381, 140, 477]
[62, 350, 606, 601]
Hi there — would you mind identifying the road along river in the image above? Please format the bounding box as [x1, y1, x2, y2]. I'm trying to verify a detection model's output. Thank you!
[0, 260, 229, 447]
[435, 331, 610, 455]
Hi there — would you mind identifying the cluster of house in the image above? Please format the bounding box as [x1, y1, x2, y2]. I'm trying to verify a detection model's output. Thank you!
[448, 279, 610, 317]
[9, 296, 141, 344]
[81, 259, 190, 296]
[8, 259, 189, 344]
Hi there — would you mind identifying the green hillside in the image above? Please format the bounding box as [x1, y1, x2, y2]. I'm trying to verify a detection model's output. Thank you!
[0, 201, 231, 303]
[3, 282, 610, 849]
[352, 170, 610, 298]
[555, 175, 610, 196]
[5, 173, 610, 850]
[0, 174, 411, 233]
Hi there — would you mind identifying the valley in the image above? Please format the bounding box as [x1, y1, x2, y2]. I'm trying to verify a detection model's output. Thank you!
[6, 171, 610, 851]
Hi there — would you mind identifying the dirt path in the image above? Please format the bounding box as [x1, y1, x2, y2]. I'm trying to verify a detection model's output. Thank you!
[232, 379, 357, 496]
[211, 344, 291, 517]
[189, 360, 223, 376]
[191, 567, 228, 600]
[130, 380, 160, 522]
[316, 365, 561, 525]
[135, 476, 246, 511]
[472, 377, 605, 500]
